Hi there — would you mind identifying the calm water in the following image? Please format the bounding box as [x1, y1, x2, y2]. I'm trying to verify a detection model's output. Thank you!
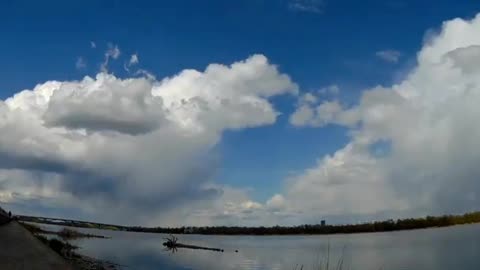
[36, 223, 480, 270]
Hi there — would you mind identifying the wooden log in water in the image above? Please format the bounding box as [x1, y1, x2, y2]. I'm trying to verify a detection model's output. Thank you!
[163, 242, 224, 252]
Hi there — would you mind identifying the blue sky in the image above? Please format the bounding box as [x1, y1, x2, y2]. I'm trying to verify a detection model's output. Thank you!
[1, 0, 480, 225]
[3, 0, 478, 94]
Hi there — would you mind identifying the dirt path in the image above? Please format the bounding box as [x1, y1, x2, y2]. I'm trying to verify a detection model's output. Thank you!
[0, 221, 75, 270]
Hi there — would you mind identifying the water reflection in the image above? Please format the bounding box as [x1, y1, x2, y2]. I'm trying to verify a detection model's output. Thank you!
[35, 223, 480, 270]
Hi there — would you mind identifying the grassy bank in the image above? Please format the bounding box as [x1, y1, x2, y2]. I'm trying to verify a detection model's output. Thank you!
[20, 222, 119, 270]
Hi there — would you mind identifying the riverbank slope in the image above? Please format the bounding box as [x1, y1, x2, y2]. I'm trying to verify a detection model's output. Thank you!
[0, 221, 75, 270]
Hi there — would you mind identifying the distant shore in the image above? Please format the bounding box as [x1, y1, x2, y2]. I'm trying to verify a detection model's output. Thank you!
[17, 211, 480, 236]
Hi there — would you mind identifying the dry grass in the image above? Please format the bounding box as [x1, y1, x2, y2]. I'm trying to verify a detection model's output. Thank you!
[293, 244, 348, 270]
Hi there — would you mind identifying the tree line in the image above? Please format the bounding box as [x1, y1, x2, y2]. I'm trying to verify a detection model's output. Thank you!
[125, 211, 480, 235]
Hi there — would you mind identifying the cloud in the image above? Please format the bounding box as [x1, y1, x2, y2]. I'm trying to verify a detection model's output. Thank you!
[129, 54, 139, 66]
[290, 85, 355, 127]
[135, 69, 156, 80]
[0, 55, 297, 225]
[290, 99, 359, 127]
[42, 77, 165, 135]
[101, 43, 121, 72]
[283, 13, 480, 222]
[124, 54, 140, 73]
[289, 0, 324, 14]
[75, 57, 86, 69]
[266, 194, 287, 212]
[318, 84, 340, 95]
[90, 41, 96, 49]
[290, 100, 355, 127]
[376, 49, 402, 63]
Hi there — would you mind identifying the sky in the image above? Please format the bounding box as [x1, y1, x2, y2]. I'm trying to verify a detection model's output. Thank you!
[1, 0, 480, 226]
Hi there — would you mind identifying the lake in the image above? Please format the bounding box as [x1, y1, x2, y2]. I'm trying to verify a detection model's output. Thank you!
[36, 223, 480, 270]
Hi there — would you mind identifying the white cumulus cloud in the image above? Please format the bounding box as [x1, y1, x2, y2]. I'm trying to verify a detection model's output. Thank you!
[282, 13, 480, 222]
[0, 54, 297, 226]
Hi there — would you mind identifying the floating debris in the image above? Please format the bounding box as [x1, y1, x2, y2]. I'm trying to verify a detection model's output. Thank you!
[162, 235, 224, 253]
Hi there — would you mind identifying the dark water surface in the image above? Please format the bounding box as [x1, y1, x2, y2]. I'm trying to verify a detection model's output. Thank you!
[37, 223, 480, 270]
